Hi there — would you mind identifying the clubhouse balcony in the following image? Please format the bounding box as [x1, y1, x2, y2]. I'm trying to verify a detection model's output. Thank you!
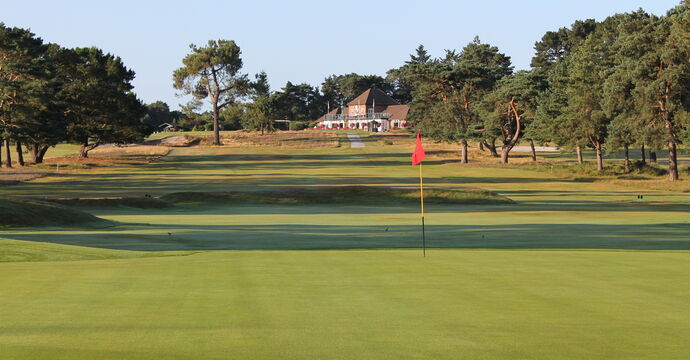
[324, 112, 392, 121]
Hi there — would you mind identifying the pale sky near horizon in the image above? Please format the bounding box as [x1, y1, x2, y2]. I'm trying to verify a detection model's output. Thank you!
[2, 0, 681, 110]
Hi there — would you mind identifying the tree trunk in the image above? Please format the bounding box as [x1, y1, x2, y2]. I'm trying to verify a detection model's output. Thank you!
[3, 138, 12, 168]
[529, 140, 537, 162]
[478, 142, 484, 151]
[0, 139, 3, 167]
[29, 143, 40, 164]
[502, 98, 523, 164]
[29, 143, 49, 164]
[37, 146, 49, 164]
[623, 145, 630, 172]
[640, 144, 646, 163]
[15, 140, 24, 166]
[650, 151, 657, 163]
[668, 141, 679, 181]
[488, 146, 499, 157]
[212, 104, 221, 145]
[79, 141, 90, 158]
[595, 145, 604, 172]
[500, 146, 510, 164]
[460, 139, 468, 164]
[484, 140, 499, 157]
[576, 145, 583, 164]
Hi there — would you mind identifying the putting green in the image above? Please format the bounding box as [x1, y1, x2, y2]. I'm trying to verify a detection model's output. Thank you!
[1, 249, 689, 360]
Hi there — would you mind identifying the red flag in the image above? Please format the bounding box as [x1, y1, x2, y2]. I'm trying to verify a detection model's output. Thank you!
[412, 132, 426, 165]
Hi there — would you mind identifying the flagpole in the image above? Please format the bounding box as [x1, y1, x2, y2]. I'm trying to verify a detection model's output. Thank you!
[412, 131, 427, 257]
[420, 162, 426, 257]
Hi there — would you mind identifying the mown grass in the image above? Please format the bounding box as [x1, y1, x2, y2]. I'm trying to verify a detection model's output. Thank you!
[0, 131, 689, 359]
[161, 186, 513, 206]
[0, 238, 191, 263]
[0, 249, 688, 359]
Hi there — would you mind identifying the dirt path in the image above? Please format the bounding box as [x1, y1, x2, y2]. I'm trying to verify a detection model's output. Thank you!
[502, 145, 559, 152]
[347, 133, 365, 148]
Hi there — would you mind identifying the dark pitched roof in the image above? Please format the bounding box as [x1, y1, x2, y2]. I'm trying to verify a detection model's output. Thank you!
[383, 104, 409, 120]
[347, 88, 399, 106]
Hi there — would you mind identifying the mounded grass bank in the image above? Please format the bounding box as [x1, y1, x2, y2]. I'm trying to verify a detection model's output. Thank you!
[161, 186, 514, 206]
[0, 197, 108, 227]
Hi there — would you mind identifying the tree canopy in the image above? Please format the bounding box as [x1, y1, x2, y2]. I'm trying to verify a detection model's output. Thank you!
[173, 40, 251, 145]
[1, 24, 147, 164]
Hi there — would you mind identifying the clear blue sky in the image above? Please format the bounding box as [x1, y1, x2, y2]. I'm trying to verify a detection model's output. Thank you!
[2, 0, 681, 110]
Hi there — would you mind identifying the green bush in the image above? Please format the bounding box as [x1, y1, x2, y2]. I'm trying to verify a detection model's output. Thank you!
[289, 121, 310, 131]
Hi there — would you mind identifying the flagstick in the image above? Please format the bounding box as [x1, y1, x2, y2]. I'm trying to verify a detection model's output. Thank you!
[420, 162, 426, 257]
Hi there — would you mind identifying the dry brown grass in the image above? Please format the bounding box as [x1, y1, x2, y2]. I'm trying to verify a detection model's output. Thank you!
[0, 168, 48, 183]
[158, 132, 340, 148]
[606, 178, 690, 192]
[90, 145, 170, 157]
[209, 131, 341, 148]
[372, 134, 690, 191]
[0, 145, 170, 183]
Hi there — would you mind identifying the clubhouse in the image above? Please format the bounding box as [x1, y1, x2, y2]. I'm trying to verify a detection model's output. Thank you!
[316, 88, 409, 131]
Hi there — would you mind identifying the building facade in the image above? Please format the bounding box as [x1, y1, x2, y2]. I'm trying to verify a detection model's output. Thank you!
[316, 88, 409, 131]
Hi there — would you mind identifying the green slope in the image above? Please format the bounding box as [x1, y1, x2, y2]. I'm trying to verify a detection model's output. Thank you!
[0, 197, 108, 228]
[0, 238, 192, 262]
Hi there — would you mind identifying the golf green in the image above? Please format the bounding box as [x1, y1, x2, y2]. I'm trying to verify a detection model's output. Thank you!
[1, 249, 689, 359]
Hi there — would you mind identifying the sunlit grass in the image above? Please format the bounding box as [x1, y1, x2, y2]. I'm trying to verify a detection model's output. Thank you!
[0, 131, 689, 359]
[1, 249, 688, 359]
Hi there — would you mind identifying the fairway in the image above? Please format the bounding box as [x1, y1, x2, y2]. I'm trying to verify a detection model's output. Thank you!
[1, 133, 690, 359]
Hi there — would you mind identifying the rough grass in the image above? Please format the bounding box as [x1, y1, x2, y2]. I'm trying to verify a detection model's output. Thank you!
[49, 197, 173, 209]
[89, 145, 170, 157]
[0, 197, 108, 227]
[0, 168, 50, 182]
[0, 144, 170, 184]
[213, 131, 341, 148]
[161, 186, 513, 206]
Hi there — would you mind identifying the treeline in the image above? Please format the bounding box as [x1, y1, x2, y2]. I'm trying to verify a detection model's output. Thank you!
[0, 23, 147, 165]
[167, 38, 406, 144]
[402, 4, 689, 180]
[166, 3, 688, 180]
[150, 74, 395, 133]
[4, 3, 687, 180]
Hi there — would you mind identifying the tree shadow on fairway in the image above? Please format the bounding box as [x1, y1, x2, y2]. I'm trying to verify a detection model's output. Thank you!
[77, 198, 690, 216]
[6, 222, 690, 252]
[148, 151, 475, 171]
[2, 171, 565, 199]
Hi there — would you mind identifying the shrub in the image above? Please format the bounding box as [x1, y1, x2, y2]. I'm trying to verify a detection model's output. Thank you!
[289, 121, 310, 131]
